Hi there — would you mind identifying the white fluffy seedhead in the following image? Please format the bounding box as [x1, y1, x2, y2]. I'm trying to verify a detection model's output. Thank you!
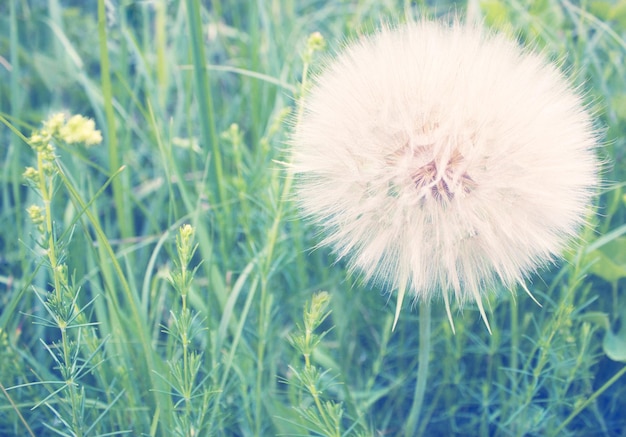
[291, 20, 599, 331]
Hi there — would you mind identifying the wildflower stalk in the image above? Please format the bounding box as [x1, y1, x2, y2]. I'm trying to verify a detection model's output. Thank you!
[37, 152, 82, 435]
[23, 113, 104, 436]
[164, 224, 214, 436]
[288, 292, 347, 437]
[41, 175, 71, 427]
[264, 31, 325, 273]
[253, 31, 326, 434]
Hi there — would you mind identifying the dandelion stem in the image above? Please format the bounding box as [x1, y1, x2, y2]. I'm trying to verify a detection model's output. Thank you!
[404, 301, 431, 437]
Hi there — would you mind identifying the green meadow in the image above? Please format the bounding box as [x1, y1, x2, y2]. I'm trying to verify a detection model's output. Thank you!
[1, 1, 625, 435]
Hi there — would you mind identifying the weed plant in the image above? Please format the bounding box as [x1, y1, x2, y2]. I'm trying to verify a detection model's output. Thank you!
[1, 0, 625, 436]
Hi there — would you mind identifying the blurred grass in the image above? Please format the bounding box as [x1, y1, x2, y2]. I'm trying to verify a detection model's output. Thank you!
[0, 0, 625, 436]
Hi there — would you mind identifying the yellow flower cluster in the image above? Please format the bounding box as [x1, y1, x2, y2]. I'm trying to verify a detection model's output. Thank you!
[59, 114, 103, 146]
[23, 112, 103, 228]
[30, 112, 103, 149]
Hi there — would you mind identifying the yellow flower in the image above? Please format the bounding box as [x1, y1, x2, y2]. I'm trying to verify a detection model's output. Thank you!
[26, 205, 45, 225]
[58, 115, 103, 146]
[43, 113, 67, 136]
[22, 167, 40, 185]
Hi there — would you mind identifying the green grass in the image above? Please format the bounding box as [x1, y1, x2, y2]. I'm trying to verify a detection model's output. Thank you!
[1, 0, 625, 436]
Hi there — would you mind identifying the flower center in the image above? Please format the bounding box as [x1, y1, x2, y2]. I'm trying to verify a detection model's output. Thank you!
[411, 148, 476, 203]
[388, 145, 476, 204]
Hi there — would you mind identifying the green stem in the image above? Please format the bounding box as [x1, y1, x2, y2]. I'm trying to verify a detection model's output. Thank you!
[37, 151, 83, 436]
[405, 301, 431, 437]
[309, 381, 338, 437]
[37, 152, 61, 302]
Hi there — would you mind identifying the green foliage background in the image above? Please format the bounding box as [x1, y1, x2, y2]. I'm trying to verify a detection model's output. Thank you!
[1, 0, 625, 436]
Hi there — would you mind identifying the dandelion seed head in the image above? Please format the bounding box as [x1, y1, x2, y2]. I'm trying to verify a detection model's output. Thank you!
[291, 20, 598, 327]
